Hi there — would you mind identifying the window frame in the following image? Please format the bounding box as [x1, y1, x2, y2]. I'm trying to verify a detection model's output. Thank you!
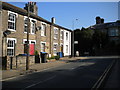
[41, 42, 46, 52]
[7, 38, 17, 56]
[66, 45, 68, 53]
[24, 17, 28, 33]
[8, 11, 17, 31]
[109, 28, 119, 36]
[53, 43, 58, 55]
[41, 23, 47, 36]
[31, 20, 36, 34]
[54, 27, 58, 39]
[66, 32, 68, 40]
[60, 30, 64, 40]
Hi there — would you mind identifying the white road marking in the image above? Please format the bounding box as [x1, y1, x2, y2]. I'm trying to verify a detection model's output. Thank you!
[1, 75, 25, 82]
[2, 64, 65, 82]
[22, 75, 56, 90]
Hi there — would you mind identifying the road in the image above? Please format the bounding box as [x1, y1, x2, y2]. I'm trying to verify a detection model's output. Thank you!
[2, 58, 115, 89]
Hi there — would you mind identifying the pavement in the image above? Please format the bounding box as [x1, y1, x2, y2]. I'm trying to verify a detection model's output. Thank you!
[1, 56, 120, 82]
[1, 57, 78, 81]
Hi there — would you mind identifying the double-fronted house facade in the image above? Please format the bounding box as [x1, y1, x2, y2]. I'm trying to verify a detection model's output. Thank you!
[1, 2, 72, 69]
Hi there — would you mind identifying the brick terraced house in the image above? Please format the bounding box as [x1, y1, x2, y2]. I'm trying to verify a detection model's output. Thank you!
[0, 2, 72, 69]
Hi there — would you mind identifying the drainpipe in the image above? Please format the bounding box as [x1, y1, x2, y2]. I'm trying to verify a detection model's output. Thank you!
[50, 17, 55, 57]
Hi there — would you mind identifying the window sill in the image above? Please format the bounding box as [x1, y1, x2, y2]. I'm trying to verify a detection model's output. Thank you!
[41, 35, 46, 37]
[8, 29, 16, 32]
[31, 33, 35, 35]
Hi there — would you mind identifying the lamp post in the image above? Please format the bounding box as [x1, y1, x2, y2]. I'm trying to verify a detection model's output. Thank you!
[72, 19, 78, 57]
[26, 2, 30, 70]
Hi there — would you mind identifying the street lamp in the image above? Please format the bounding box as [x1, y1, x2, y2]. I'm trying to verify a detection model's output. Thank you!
[72, 19, 79, 57]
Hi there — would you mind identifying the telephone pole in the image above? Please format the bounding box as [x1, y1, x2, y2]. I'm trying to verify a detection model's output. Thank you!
[26, 2, 30, 70]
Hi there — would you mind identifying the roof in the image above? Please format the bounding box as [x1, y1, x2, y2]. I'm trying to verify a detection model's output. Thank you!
[89, 21, 120, 30]
[2, 2, 72, 32]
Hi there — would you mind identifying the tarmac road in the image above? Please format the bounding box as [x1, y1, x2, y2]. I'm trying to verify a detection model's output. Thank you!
[2, 58, 114, 89]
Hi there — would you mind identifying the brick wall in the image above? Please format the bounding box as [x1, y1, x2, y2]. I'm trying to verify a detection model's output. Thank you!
[5, 56, 35, 70]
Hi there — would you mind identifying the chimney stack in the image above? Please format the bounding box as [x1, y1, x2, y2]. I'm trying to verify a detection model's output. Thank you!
[24, 2, 38, 15]
[96, 16, 104, 24]
[101, 18, 104, 23]
[96, 16, 101, 24]
[51, 17, 55, 24]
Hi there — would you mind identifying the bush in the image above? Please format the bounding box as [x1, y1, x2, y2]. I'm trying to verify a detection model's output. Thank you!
[47, 55, 60, 60]
[55, 55, 60, 60]
[47, 56, 55, 60]
[35, 51, 39, 55]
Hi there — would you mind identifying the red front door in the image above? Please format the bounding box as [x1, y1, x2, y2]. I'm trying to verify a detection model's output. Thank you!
[29, 44, 35, 55]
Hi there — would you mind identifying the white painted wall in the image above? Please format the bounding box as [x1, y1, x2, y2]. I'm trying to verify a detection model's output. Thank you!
[63, 30, 71, 56]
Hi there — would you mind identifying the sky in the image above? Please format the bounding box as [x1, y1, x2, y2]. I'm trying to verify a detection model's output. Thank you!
[7, 2, 118, 30]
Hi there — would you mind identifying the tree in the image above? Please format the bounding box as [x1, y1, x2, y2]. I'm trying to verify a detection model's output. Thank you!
[92, 29, 108, 49]
[74, 28, 94, 56]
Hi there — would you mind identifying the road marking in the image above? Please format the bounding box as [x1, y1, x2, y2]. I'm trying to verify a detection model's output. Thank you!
[22, 75, 56, 90]
[2, 64, 66, 82]
[1, 75, 25, 82]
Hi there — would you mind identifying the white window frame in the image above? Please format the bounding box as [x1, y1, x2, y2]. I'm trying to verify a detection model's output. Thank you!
[24, 17, 28, 33]
[66, 45, 68, 53]
[31, 20, 36, 34]
[60, 30, 64, 40]
[54, 27, 58, 39]
[8, 11, 18, 31]
[7, 38, 17, 56]
[41, 42, 46, 52]
[24, 16, 37, 34]
[53, 43, 58, 55]
[66, 32, 69, 40]
[41, 22, 47, 36]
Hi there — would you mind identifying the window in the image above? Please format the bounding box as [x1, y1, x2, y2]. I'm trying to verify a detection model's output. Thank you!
[54, 28, 58, 39]
[41, 42, 45, 52]
[24, 18, 28, 33]
[41, 24, 46, 36]
[7, 39, 16, 56]
[60, 30, 64, 40]
[66, 32, 68, 40]
[8, 13, 16, 30]
[66, 45, 68, 53]
[31, 20, 36, 34]
[53, 44, 58, 54]
[109, 28, 119, 36]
